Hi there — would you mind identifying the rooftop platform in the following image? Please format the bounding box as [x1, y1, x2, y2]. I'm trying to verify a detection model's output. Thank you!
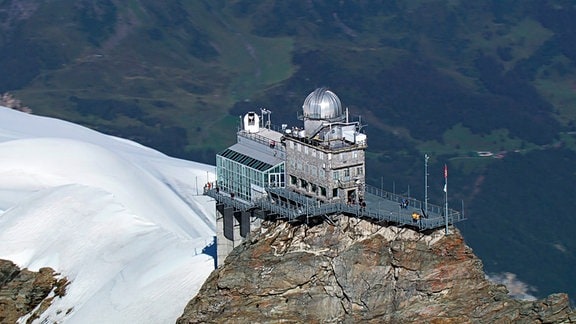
[204, 184, 464, 231]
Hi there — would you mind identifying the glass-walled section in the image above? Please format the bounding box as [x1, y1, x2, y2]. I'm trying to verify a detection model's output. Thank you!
[216, 151, 285, 202]
[267, 164, 285, 188]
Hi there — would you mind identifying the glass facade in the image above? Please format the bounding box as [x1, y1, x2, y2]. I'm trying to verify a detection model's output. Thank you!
[216, 150, 285, 202]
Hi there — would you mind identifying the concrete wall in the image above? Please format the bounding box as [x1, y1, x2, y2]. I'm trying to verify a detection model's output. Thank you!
[215, 205, 263, 267]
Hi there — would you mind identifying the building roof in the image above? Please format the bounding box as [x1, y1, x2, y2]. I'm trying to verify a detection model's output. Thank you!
[219, 142, 284, 172]
[302, 87, 343, 120]
[255, 127, 284, 143]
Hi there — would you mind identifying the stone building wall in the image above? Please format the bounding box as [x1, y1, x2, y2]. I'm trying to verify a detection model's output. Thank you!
[284, 137, 365, 201]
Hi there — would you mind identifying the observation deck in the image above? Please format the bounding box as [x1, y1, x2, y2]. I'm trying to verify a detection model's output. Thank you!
[204, 184, 464, 231]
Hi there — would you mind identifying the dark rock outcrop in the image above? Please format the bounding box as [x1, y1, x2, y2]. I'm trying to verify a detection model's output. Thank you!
[0, 259, 68, 324]
[178, 217, 575, 323]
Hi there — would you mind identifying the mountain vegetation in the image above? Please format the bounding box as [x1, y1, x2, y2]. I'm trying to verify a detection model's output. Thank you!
[1, 0, 575, 301]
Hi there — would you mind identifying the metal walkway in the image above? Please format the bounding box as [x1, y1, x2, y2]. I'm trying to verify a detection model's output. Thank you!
[204, 185, 464, 231]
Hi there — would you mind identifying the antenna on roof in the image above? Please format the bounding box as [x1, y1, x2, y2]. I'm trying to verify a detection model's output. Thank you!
[425, 154, 429, 216]
[444, 163, 449, 235]
[261, 108, 271, 129]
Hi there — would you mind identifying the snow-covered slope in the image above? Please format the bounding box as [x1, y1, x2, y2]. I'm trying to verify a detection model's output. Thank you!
[0, 108, 216, 323]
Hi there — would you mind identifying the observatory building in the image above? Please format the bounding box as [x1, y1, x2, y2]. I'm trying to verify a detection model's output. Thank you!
[208, 87, 463, 266]
[216, 88, 366, 203]
[284, 88, 367, 204]
[216, 88, 366, 205]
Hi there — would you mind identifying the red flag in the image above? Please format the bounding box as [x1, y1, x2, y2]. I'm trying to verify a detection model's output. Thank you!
[444, 164, 448, 178]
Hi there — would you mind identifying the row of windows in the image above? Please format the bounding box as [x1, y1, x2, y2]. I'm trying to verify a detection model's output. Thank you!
[333, 166, 363, 180]
[216, 156, 285, 200]
[290, 175, 328, 197]
[217, 165, 263, 201]
[291, 160, 325, 177]
[288, 141, 324, 160]
[289, 159, 363, 181]
[288, 141, 360, 161]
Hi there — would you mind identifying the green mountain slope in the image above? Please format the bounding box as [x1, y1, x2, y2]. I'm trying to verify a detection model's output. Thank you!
[1, 0, 575, 301]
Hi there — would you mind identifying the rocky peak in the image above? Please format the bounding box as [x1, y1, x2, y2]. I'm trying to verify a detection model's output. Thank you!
[178, 216, 575, 323]
[0, 259, 68, 324]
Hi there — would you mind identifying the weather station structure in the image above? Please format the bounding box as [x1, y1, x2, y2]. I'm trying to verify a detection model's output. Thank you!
[204, 88, 464, 266]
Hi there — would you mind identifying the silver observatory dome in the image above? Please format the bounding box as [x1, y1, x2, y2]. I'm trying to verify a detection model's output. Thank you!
[302, 88, 343, 120]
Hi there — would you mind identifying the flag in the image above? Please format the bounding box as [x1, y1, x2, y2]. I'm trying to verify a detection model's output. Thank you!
[443, 164, 447, 192]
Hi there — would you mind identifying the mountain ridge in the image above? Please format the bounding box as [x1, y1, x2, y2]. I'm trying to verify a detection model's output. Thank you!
[2, 0, 576, 300]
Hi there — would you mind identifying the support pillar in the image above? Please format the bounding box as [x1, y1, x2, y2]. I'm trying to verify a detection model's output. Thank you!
[215, 206, 265, 267]
[240, 210, 251, 238]
[216, 204, 235, 267]
[232, 211, 242, 247]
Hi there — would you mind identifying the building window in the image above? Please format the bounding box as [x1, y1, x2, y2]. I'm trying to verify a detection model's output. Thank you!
[332, 170, 339, 180]
[320, 187, 327, 196]
[332, 188, 338, 198]
[290, 175, 297, 185]
[357, 166, 363, 175]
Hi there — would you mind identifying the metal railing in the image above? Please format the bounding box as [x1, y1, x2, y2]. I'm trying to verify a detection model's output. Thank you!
[204, 185, 464, 231]
[238, 129, 285, 153]
[364, 184, 460, 220]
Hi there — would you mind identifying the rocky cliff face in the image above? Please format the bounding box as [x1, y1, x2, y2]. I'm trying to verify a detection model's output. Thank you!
[178, 217, 575, 323]
[0, 259, 67, 324]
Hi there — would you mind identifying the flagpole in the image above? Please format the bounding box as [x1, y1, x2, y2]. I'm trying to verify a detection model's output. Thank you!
[444, 164, 449, 235]
[424, 154, 429, 216]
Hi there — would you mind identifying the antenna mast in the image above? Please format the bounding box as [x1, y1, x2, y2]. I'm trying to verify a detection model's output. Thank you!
[260, 108, 271, 129]
[444, 164, 449, 235]
[424, 154, 429, 215]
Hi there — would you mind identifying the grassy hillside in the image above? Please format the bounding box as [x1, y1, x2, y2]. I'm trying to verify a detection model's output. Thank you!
[2, 1, 296, 158]
[1, 0, 576, 301]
